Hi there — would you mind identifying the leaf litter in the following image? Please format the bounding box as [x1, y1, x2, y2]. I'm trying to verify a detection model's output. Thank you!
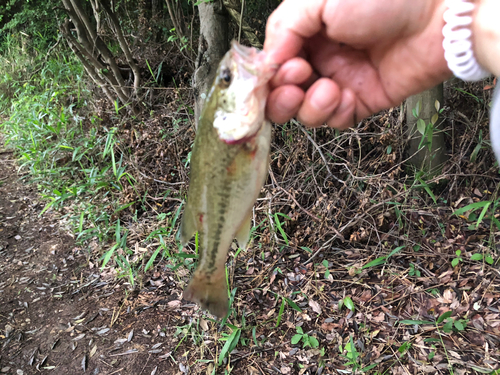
[1, 80, 500, 374]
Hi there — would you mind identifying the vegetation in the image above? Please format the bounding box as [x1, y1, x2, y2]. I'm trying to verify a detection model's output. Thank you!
[0, 1, 499, 374]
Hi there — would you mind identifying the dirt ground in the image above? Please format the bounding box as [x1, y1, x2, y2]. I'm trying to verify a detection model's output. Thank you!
[0, 146, 190, 375]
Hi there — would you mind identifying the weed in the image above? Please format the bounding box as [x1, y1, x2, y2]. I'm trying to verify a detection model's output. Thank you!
[291, 326, 319, 349]
[362, 245, 405, 270]
[408, 263, 421, 277]
[399, 310, 472, 374]
[272, 212, 290, 246]
[339, 296, 355, 313]
[451, 250, 463, 267]
[339, 335, 376, 372]
[0, 35, 142, 282]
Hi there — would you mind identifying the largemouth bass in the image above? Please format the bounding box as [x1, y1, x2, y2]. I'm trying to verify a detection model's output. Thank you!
[178, 41, 277, 318]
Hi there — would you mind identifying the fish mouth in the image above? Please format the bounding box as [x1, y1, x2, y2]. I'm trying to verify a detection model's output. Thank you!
[230, 41, 278, 81]
[231, 40, 253, 59]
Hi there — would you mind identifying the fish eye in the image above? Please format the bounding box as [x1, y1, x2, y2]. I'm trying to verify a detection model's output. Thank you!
[221, 68, 232, 85]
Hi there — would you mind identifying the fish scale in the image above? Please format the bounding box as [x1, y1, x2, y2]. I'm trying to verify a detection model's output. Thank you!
[178, 41, 276, 318]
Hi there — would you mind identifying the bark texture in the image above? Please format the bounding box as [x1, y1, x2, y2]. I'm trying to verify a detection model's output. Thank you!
[406, 84, 447, 174]
[193, 2, 229, 128]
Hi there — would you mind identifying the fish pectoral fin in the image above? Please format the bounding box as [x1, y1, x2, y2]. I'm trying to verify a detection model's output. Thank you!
[235, 212, 252, 250]
[177, 205, 198, 246]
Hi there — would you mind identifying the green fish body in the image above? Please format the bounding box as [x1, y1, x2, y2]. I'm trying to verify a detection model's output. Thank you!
[179, 41, 276, 318]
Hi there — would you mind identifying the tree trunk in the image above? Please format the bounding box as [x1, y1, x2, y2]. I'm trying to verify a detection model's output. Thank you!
[193, 2, 229, 129]
[405, 84, 447, 174]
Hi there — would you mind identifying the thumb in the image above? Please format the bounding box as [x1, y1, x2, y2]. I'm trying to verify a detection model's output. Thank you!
[264, 0, 326, 65]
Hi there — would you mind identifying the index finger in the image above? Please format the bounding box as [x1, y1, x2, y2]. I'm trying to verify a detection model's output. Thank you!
[264, 0, 327, 64]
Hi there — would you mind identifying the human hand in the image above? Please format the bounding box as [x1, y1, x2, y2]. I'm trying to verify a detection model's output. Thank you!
[264, 0, 452, 129]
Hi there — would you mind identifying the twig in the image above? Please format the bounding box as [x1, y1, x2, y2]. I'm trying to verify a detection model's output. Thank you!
[232, 346, 276, 361]
[292, 119, 345, 184]
[304, 237, 343, 265]
[137, 170, 186, 186]
[146, 195, 183, 203]
[268, 168, 345, 241]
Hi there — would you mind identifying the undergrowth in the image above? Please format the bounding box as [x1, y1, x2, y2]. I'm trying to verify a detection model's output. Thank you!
[0, 34, 143, 278]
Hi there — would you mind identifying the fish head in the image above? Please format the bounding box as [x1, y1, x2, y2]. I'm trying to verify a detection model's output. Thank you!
[210, 41, 277, 144]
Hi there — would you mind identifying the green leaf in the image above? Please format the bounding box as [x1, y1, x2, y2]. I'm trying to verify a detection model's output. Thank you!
[275, 298, 286, 328]
[431, 112, 439, 125]
[470, 143, 482, 162]
[302, 335, 310, 347]
[274, 212, 289, 245]
[398, 342, 411, 353]
[218, 328, 241, 365]
[309, 336, 319, 348]
[362, 256, 386, 269]
[285, 297, 302, 312]
[415, 100, 422, 118]
[428, 351, 435, 360]
[416, 176, 437, 203]
[437, 311, 453, 324]
[362, 364, 377, 372]
[476, 202, 492, 228]
[291, 334, 303, 345]
[399, 319, 433, 325]
[454, 201, 491, 217]
[417, 118, 426, 135]
[101, 246, 116, 269]
[492, 216, 500, 231]
[388, 245, 405, 257]
[451, 258, 460, 267]
[471, 253, 483, 261]
[443, 320, 453, 333]
[435, 99, 440, 112]
[454, 320, 466, 331]
[144, 247, 161, 272]
[423, 338, 440, 343]
[343, 296, 355, 312]
[486, 256, 494, 265]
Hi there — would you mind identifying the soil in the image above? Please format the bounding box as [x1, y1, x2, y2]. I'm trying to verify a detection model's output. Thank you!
[0, 147, 184, 375]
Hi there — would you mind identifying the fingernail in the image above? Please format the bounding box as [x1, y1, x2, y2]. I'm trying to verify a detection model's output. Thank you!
[310, 83, 336, 111]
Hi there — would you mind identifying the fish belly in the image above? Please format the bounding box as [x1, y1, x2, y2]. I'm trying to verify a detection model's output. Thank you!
[180, 119, 271, 318]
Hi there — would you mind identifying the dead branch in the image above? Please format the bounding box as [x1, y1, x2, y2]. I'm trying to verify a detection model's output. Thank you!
[223, 0, 262, 48]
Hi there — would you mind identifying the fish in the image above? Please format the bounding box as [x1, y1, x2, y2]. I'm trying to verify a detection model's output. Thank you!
[178, 41, 277, 319]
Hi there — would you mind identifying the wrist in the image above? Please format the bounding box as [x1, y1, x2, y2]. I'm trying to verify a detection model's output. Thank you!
[442, 0, 491, 81]
[472, 0, 500, 77]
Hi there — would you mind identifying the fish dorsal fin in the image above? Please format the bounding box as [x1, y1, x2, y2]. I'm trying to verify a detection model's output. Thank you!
[235, 212, 252, 250]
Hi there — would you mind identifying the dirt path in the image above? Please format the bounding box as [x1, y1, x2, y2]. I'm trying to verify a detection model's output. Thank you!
[0, 147, 184, 375]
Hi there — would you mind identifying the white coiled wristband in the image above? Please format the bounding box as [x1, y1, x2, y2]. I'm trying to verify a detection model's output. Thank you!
[443, 0, 500, 163]
[442, 0, 491, 81]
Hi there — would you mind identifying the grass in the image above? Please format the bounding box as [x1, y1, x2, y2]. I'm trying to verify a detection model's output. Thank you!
[0, 34, 145, 278]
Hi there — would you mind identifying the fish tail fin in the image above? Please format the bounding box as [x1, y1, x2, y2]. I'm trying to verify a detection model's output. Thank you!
[183, 269, 229, 319]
